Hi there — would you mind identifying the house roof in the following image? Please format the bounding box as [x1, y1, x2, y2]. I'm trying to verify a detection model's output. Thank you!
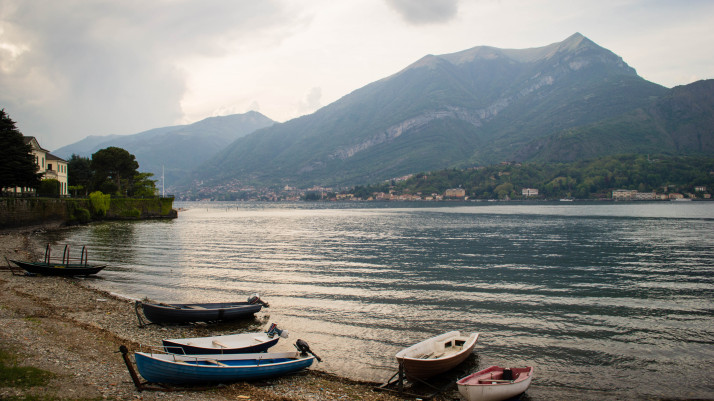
[23, 136, 50, 152]
[46, 153, 67, 163]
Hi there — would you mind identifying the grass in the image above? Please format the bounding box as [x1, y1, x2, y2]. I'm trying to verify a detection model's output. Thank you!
[0, 347, 54, 388]
[2, 396, 103, 401]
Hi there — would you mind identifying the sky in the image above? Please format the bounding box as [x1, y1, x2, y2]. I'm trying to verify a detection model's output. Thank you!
[1, 0, 712, 151]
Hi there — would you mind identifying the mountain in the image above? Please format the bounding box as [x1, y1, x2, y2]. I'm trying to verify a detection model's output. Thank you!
[189, 33, 671, 190]
[513, 79, 714, 161]
[54, 111, 275, 190]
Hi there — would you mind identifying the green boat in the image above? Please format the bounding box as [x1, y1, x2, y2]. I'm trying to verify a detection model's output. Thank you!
[9, 244, 106, 276]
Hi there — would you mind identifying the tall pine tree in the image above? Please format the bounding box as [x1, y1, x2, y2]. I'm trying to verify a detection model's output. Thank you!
[0, 109, 42, 193]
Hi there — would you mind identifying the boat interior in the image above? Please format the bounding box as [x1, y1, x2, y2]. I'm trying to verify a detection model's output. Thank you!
[474, 367, 531, 384]
[416, 338, 467, 359]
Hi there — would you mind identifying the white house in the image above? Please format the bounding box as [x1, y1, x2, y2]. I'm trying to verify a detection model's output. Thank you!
[522, 188, 539, 197]
[14, 137, 69, 196]
[45, 152, 69, 196]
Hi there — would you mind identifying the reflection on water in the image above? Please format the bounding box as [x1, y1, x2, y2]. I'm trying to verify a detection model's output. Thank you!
[87, 222, 138, 265]
[46, 201, 714, 400]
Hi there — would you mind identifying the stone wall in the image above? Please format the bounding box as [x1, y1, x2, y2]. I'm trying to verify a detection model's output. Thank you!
[0, 198, 68, 229]
[0, 197, 176, 229]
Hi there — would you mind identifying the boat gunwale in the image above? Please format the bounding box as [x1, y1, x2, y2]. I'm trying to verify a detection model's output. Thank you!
[135, 351, 314, 369]
[457, 365, 534, 386]
[396, 331, 479, 362]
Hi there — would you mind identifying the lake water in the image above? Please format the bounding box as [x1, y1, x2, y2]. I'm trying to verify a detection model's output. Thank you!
[45, 201, 714, 399]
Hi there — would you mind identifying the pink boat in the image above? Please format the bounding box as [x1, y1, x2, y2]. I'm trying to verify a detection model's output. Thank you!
[456, 365, 534, 401]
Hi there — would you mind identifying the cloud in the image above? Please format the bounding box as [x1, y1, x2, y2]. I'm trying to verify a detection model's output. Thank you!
[297, 87, 322, 115]
[0, 0, 292, 149]
[385, 0, 459, 25]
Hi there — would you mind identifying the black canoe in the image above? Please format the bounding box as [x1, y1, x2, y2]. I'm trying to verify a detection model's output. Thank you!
[9, 260, 106, 276]
[138, 299, 266, 325]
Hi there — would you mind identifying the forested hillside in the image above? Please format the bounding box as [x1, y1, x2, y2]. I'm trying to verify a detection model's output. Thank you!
[348, 154, 714, 200]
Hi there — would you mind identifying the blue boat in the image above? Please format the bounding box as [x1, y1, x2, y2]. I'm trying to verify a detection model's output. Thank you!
[134, 350, 315, 384]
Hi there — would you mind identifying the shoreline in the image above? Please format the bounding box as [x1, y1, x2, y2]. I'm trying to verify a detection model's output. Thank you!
[0, 227, 624, 401]
[0, 229, 407, 401]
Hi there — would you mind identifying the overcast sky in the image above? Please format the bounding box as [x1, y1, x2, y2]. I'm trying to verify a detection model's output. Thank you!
[1, 0, 712, 151]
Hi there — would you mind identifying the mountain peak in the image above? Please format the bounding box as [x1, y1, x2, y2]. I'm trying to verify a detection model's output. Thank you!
[419, 33, 601, 66]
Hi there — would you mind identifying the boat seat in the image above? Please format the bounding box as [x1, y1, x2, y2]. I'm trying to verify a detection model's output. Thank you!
[204, 359, 227, 366]
[212, 340, 229, 348]
[253, 337, 266, 343]
[502, 369, 513, 380]
[185, 305, 206, 309]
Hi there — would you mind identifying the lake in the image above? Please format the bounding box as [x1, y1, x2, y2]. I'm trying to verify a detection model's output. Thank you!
[44, 201, 714, 399]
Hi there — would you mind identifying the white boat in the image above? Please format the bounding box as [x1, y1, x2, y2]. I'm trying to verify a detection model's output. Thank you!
[457, 365, 533, 401]
[395, 331, 479, 380]
[162, 324, 288, 354]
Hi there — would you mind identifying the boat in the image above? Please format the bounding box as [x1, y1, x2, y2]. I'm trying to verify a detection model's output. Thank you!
[162, 323, 288, 354]
[395, 331, 479, 380]
[456, 366, 534, 401]
[137, 294, 268, 325]
[9, 244, 106, 276]
[133, 340, 319, 385]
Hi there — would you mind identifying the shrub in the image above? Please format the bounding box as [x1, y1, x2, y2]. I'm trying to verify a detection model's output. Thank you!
[89, 191, 111, 217]
[38, 179, 60, 197]
[73, 207, 91, 223]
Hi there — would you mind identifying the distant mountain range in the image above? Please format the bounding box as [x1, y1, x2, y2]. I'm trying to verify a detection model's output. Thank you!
[57, 33, 713, 193]
[53, 112, 275, 189]
[187, 32, 675, 190]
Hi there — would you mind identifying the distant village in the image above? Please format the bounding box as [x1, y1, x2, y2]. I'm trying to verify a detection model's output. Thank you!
[5, 136, 710, 203]
[181, 182, 710, 202]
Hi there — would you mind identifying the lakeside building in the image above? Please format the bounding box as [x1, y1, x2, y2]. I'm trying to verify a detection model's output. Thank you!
[522, 188, 539, 197]
[5, 137, 68, 196]
[612, 189, 671, 201]
[444, 188, 466, 198]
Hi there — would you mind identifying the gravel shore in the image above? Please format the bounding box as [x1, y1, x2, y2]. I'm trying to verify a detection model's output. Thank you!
[0, 228, 421, 401]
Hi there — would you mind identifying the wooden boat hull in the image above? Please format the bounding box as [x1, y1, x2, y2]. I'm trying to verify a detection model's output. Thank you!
[457, 366, 533, 401]
[396, 331, 479, 380]
[139, 301, 263, 324]
[134, 351, 315, 384]
[9, 260, 106, 276]
[162, 332, 280, 354]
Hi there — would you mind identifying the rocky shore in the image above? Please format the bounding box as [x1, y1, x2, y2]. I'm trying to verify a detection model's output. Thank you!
[0, 229, 414, 401]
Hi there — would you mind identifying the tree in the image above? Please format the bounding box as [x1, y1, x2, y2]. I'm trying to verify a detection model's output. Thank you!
[132, 172, 157, 198]
[90, 147, 139, 196]
[68, 154, 92, 197]
[0, 109, 42, 193]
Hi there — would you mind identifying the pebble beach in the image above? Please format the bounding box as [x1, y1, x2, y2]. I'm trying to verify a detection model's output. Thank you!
[0, 228, 411, 401]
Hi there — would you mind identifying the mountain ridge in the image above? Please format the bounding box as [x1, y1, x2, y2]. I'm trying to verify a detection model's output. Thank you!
[187, 33, 669, 190]
[55, 111, 275, 188]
